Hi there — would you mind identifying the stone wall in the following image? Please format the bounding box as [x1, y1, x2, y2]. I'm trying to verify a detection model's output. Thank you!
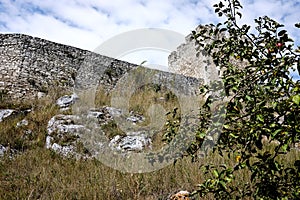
[0, 33, 202, 101]
[0, 34, 140, 99]
[168, 25, 221, 84]
[168, 25, 249, 84]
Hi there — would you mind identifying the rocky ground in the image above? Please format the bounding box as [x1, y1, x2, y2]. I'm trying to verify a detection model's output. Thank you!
[0, 93, 154, 158]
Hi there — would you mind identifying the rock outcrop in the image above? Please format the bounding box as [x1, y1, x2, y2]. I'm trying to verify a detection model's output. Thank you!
[45, 94, 153, 158]
[168, 25, 221, 84]
[0, 109, 15, 122]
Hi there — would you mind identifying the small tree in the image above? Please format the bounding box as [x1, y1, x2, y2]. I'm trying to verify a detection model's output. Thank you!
[190, 0, 300, 199]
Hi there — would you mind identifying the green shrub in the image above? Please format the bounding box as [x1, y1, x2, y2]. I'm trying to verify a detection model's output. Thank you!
[189, 0, 300, 199]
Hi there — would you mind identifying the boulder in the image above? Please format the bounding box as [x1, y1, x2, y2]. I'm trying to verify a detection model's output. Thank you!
[56, 93, 79, 109]
[0, 145, 7, 157]
[46, 114, 90, 157]
[109, 132, 151, 152]
[169, 190, 190, 200]
[0, 109, 15, 122]
[16, 119, 29, 127]
[45, 105, 150, 158]
[127, 111, 145, 124]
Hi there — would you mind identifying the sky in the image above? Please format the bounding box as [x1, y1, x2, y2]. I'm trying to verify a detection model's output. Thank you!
[0, 0, 299, 76]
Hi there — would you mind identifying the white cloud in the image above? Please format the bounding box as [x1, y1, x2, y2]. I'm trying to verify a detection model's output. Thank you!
[0, 0, 299, 73]
[240, 0, 300, 43]
[0, 0, 218, 50]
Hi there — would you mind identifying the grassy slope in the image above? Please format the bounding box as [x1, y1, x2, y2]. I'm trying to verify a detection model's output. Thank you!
[0, 87, 299, 199]
[0, 87, 200, 199]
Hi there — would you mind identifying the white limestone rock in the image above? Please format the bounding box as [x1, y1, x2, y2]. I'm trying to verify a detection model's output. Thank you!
[0, 145, 7, 157]
[106, 106, 122, 117]
[37, 92, 46, 99]
[109, 132, 151, 152]
[47, 114, 85, 135]
[45, 106, 149, 158]
[169, 190, 190, 200]
[56, 93, 79, 109]
[0, 109, 15, 122]
[126, 111, 145, 124]
[0, 144, 18, 158]
[16, 119, 29, 127]
[46, 136, 76, 157]
[46, 114, 89, 157]
[87, 109, 104, 119]
[168, 27, 220, 84]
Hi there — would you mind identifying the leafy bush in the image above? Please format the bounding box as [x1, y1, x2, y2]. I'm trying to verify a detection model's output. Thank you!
[189, 0, 300, 199]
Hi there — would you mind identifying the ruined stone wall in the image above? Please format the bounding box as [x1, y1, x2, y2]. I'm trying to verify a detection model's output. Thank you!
[168, 25, 221, 84]
[0, 33, 202, 101]
[168, 25, 248, 85]
[0, 34, 139, 100]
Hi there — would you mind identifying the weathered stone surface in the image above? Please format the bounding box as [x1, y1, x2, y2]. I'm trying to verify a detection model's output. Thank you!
[126, 113, 145, 124]
[0, 33, 206, 160]
[87, 106, 143, 126]
[37, 91, 46, 99]
[0, 33, 204, 101]
[168, 25, 248, 85]
[0, 109, 15, 122]
[16, 119, 29, 127]
[0, 34, 137, 100]
[168, 190, 190, 200]
[105, 107, 122, 117]
[45, 102, 151, 157]
[46, 114, 90, 157]
[56, 93, 79, 109]
[0, 144, 18, 158]
[0, 145, 7, 157]
[168, 25, 221, 84]
[87, 109, 104, 119]
[109, 132, 151, 152]
[47, 114, 86, 135]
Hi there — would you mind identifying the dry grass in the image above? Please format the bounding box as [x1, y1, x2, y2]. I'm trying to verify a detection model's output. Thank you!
[2, 143, 297, 199]
[128, 84, 180, 115]
[0, 88, 299, 199]
[95, 86, 112, 107]
[0, 94, 60, 151]
[0, 87, 201, 199]
[0, 149, 204, 200]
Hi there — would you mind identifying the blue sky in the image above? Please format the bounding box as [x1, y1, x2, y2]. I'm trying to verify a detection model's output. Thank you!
[0, 0, 299, 76]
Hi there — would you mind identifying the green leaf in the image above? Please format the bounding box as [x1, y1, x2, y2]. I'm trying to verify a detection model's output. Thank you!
[224, 177, 232, 182]
[272, 129, 282, 137]
[223, 124, 230, 129]
[278, 30, 287, 36]
[213, 169, 219, 178]
[292, 95, 300, 105]
[246, 95, 252, 101]
[257, 114, 264, 122]
[220, 28, 227, 32]
[219, 181, 227, 189]
[139, 60, 147, 66]
[229, 133, 239, 138]
[219, 2, 224, 8]
[281, 143, 289, 152]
